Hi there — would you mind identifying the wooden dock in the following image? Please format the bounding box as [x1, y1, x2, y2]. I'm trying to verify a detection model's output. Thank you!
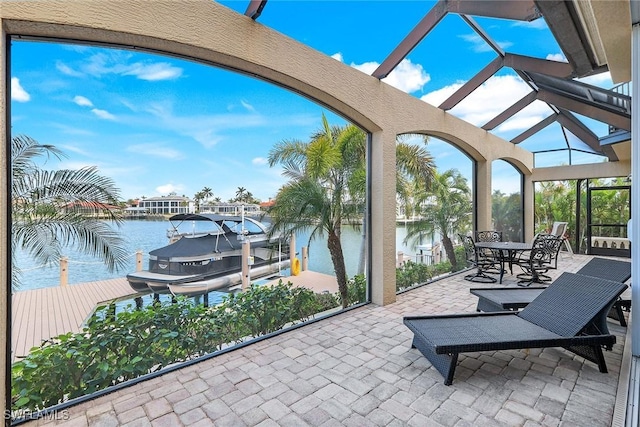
[10, 270, 338, 362]
[11, 278, 134, 361]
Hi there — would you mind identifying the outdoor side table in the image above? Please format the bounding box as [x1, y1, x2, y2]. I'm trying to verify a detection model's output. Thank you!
[470, 287, 545, 312]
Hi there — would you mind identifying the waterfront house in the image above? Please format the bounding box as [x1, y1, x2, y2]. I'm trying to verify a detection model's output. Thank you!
[137, 195, 194, 215]
[62, 201, 122, 218]
[199, 201, 260, 216]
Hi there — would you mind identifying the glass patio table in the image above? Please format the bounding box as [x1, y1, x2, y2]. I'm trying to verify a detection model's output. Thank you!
[474, 241, 532, 284]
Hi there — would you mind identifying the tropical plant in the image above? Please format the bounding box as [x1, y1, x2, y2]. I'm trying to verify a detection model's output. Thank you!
[492, 190, 522, 241]
[11, 135, 129, 289]
[403, 168, 472, 270]
[11, 281, 321, 412]
[267, 116, 364, 307]
[200, 186, 213, 200]
[267, 116, 435, 307]
[395, 133, 436, 220]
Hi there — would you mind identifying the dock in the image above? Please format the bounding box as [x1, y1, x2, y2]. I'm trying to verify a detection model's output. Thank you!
[11, 278, 134, 361]
[10, 270, 338, 362]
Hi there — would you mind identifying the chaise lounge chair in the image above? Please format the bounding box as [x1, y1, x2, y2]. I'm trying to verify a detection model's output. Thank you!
[471, 257, 631, 326]
[403, 272, 627, 385]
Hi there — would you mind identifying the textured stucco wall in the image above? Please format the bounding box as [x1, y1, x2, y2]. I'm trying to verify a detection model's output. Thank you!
[1, 16, 7, 424]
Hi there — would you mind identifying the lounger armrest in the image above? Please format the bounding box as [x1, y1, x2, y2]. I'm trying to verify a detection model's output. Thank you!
[404, 312, 518, 323]
[469, 287, 547, 292]
[434, 334, 616, 355]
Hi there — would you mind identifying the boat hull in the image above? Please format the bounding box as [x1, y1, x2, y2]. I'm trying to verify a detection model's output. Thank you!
[168, 260, 291, 297]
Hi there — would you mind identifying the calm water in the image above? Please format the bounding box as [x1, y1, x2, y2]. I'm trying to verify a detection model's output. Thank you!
[14, 220, 419, 291]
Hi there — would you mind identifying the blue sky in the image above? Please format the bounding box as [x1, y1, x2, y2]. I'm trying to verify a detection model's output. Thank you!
[10, 1, 614, 202]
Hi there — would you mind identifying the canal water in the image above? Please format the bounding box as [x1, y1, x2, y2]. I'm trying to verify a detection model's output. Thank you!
[13, 219, 421, 291]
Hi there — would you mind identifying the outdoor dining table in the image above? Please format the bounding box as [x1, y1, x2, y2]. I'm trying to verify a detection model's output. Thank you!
[474, 241, 532, 284]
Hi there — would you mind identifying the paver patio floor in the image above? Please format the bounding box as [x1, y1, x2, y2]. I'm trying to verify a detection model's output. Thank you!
[25, 253, 629, 426]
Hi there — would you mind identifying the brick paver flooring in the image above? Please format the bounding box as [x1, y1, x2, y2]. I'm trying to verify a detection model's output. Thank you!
[26, 253, 629, 426]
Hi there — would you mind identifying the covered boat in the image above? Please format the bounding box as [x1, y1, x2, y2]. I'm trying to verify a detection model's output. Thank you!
[126, 213, 289, 295]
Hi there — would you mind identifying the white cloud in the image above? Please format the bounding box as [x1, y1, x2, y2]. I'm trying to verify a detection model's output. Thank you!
[127, 143, 185, 160]
[495, 111, 547, 133]
[73, 95, 94, 107]
[142, 102, 270, 149]
[421, 82, 464, 107]
[156, 183, 184, 195]
[50, 123, 94, 136]
[512, 19, 548, 30]
[577, 71, 613, 88]
[459, 33, 513, 53]
[352, 58, 430, 94]
[241, 100, 256, 112]
[252, 157, 268, 166]
[56, 61, 84, 77]
[331, 52, 343, 62]
[11, 77, 30, 102]
[546, 53, 567, 62]
[421, 75, 548, 131]
[123, 62, 183, 81]
[76, 52, 183, 81]
[91, 108, 116, 120]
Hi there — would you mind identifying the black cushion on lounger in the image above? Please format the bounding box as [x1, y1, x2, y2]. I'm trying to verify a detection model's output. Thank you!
[404, 272, 627, 385]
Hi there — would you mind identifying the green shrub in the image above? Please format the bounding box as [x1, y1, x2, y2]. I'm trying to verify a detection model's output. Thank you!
[314, 292, 339, 312]
[11, 281, 320, 412]
[453, 245, 467, 272]
[396, 261, 432, 291]
[346, 274, 366, 306]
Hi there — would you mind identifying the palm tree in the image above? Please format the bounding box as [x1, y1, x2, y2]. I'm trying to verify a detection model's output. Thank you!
[11, 135, 129, 289]
[404, 169, 472, 270]
[235, 187, 247, 202]
[267, 116, 435, 307]
[193, 191, 204, 213]
[492, 190, 522, 241]
[267, 115, 365, 307]
[201, 186, 213, 201]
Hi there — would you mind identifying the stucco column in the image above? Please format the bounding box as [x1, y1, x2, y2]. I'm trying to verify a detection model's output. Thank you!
[631, 22, 640, 357]
[1, 20, 8, 422]
[370, 131, 396, 306]
[523, 173, 535, 242]
[475, 159, 492, 232]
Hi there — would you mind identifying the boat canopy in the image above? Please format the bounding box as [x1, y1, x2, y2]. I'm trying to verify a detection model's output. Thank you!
[150, 233, 234, 258]
[170, 213, 244, 222]
[169, 213, 269, 235]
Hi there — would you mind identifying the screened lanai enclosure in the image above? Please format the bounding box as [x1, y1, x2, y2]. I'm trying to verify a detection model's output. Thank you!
[1, 0, 640, 425]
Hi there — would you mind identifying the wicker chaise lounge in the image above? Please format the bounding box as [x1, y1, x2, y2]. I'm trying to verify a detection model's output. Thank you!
[403, 272, 627, 385]
[471, 257, 631, 326]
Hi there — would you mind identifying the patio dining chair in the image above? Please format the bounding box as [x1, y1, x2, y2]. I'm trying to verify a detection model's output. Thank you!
[514, 233, 563, 286]
[550, 221, 573, 255]
[474, 230, 503, 274]
[475, 230, 502, 243]
[459, 234, 501, 283]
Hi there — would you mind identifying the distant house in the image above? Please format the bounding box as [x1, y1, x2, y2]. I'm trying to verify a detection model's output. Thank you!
[123, 207, 149, 219]
[138, 195, 194, 215]
[199, 201, 260, 216]
[62, 201, 122, 217]
[259, 199, 275, 210]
